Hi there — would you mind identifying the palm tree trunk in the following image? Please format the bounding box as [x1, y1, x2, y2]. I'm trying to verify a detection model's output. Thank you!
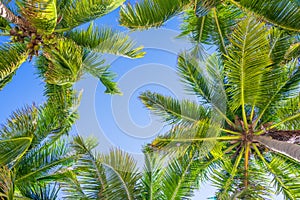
[267, 130, 300, 144]
[0, 2, 27, 27]
[254, 135, 300, 162]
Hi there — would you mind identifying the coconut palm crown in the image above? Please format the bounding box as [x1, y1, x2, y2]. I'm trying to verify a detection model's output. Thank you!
[0, 0, 145, 93]
[139, 16, 300, 199]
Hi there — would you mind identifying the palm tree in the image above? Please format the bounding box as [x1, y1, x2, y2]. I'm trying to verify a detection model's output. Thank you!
[119, 0, 300, 32]
[0, 0, 145, 93]
[138, 16, 300, 199]
[119, 0, 300, 58]
[57, 135, 204, 200]
[0, 83, 81, 199]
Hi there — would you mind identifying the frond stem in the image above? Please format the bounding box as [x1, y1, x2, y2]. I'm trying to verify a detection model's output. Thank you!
[212, 8, 228, 55]
[220, 128, 240, 135]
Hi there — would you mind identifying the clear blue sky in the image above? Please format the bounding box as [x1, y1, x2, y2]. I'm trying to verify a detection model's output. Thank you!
[0, 3, 217, 199]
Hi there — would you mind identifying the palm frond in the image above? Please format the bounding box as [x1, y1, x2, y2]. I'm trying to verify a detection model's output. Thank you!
[195, 0, 220, 17]
[230, 0, 300, 32]
[162, 151, 201, 200]
[82, 51, 121, 94]
[15, 139, 74, 183]
[178, 52, 225, 105]
[41, 38, 83, 85]
[17, 0, 57, 34]
[177, 52, 230, 125]
[0, 137, 32, 166]
[180, 4, 242, 54]
[63, 136, 104, 199]
[255, 59, 300, 127]
[18, 182, 60, 200]
[65, 136, 140, 200]
[57, 0, 124, 30]
[225, 16, 272, 112]
[119, 0, 190, 29]
[0, 106, 38, 139]
[269, 92, 300, 129]
[99, 149, 141, 200]
[66, 23, 145, 59]
[139, 153, 165, 200]
[139, 91, 209, 125]
[268, 28, 294, 65]
[254, 146, 300, 199]
[0, 43, 27, 90]
[149, 122, 226, 156]
[212, 147, 244, 197]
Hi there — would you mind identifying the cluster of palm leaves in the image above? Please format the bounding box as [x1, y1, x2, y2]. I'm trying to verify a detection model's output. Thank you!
[1, 0, 300, 199]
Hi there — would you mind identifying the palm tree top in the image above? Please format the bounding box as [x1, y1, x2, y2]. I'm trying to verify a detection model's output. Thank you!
[140, 16, 300, 198]
[0, 0, 145, 93]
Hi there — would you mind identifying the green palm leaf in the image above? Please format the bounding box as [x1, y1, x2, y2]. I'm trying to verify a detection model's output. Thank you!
[0, 137, 32, 166]
[65, 136, 140, 200]
[99, 149, 140, 200]
[82, 51, 121, 94]
[268, 28, 294, 65]
[17, 0, 57, 34]
[0, 43, 28, 90]
[162, 152, 201, 200]
[66, 23, 145, 59]
[119, 0, 190, 29]
[18, 182, 60, 200]
[139, 153, 164, 200]
[15, 139, 74, 183]
[41, 38, 83, 85]
[230, 0, 300, 32]
[285, 42, 300, 60]
[225, 17, 272, 116]
[180, 4, 242, 54]
[139, 91, 209, 125]
[0, 16, 10, 31]
[57, 0, 124, 30]
[254, 146, 300, 199]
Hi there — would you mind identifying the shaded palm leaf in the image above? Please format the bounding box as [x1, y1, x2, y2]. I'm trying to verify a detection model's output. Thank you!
[0, 16, 10, 31]
[18, 182, 60, 200]
[162, 151, 201, 200]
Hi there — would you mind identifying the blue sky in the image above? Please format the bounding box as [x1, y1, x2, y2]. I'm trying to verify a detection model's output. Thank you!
[0, 3, 218, 199]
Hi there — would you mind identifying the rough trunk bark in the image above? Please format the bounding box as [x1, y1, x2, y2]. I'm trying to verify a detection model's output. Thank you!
[266, 130, 300, 144]
[0, 2, 27, 27]
[254, 135, 300, 162]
